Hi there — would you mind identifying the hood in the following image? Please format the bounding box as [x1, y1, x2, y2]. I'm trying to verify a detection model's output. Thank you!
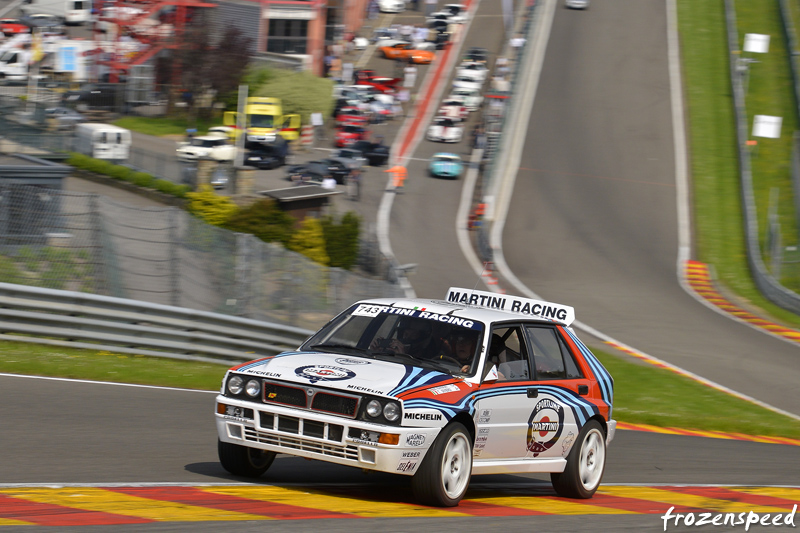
[234, 351, 456, 397]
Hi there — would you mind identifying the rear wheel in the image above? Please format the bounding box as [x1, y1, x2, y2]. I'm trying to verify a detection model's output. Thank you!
[218, 440, 276, 478]
[412, 422, 472, 506]
[550, 419, 606, 498]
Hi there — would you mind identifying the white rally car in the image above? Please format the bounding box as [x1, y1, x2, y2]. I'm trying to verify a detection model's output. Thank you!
[215, 288, 616, 507]
[427, 117, 463, 143]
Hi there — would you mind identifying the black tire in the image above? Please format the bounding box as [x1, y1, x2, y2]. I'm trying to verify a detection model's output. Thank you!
[218, 440, 276, 478]
[412, 422, 472, 507]
[550, 419, 606, 498]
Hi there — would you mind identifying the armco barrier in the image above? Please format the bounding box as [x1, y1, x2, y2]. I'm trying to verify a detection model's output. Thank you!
[0, 282, 314, 365]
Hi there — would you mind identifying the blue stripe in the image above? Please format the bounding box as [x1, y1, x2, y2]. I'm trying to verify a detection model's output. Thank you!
[564, 329, 614, 416]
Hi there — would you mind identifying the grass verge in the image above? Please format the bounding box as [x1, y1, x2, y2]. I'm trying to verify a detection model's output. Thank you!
[1, 340, 798, 439]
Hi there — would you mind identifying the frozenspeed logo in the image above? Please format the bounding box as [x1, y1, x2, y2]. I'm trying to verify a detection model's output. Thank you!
[526, 398, 564, 457]
[295, 365, 356, 383]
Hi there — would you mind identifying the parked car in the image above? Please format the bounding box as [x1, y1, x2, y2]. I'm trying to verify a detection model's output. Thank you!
[455, 61, 489, 83]
[0, 18, 30, 36]
[449, 86, 483, 111]
[463, 46, 489, 64]
[335, 106, 371, 127]
[176, 134, 237, 162]
[317, 158, 353, 184]
[429, 152, 464, 179]
[350, 139, 390, 166]
[335, 124, 371, 147]
[451, 75, 483, 92]
[44, 107, 86, 129]
[332, 148, 366, 170]
[378, 0, 406, 13]
[427, 3, 468, 24]
[62, 83, 121, 109]
[244, 137, 291, 170]
[380, 42, 435, 64]
[20, 13, 64, 34]
[565, 0, 589, 8]
[427, 117, 463, 143]
[354, 69, 402, 93]
[437, 98, 469, 122]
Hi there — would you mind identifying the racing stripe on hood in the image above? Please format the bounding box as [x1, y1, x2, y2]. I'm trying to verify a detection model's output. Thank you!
[563, 328, 614, 415]
[389, 367, 453, 396]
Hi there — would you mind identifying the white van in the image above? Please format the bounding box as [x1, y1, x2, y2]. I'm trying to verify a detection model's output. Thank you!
[75, 123, 131, 162]
[20, 0, 91, 25]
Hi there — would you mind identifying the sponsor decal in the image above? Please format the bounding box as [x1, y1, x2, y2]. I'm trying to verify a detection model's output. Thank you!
[526, 398, 565, 457]
[295, 365, 356, 384]
[397, 461, 417, 473]
[561, 431, 576, 454]
[406, 433, 426, 447]
[473, 449, 483, 457]
[476, 435, 488, 443]
[404, 412, 443, 421]
[445, 287, 574, 325]
[429, 384, 460, 395]
[477, 408, 491, 424]
[249, 370, 281, 378]
[479, 428, 490, 434]
[335, 358, 370, 365]
[353, 304, 417, 318]
[349, 438, 379, 447]
[401, 451, 421, 458]
[346, 384, 384, 395]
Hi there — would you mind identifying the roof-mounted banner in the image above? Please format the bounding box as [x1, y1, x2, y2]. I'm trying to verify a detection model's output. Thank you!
[445, 287, 575, 326]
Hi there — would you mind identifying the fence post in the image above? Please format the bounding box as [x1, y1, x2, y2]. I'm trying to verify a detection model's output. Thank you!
[169, 207, 180, 307]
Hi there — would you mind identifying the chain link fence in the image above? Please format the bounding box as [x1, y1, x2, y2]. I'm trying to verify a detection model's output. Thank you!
[0, 183, 404, 330]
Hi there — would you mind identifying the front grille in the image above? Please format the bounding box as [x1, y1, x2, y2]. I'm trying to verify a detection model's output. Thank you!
[263, 382, 307, 407]
[260, 380, 362, 419]
[246, 412, 357, 461]
[311, 392, 359, 417]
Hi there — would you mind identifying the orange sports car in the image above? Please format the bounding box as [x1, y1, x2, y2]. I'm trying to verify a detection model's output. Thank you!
[379, 41, 435, 64]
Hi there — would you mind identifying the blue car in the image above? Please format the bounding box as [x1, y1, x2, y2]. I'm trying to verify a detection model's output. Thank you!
[429, 153, 464, 179]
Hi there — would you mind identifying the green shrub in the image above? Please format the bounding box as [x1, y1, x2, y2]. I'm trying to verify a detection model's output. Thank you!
[131, 172, 155, 188]
[288, 217, 330, 266]
[223, 198, 295, 245]
[250, 68, 336, 121]
[321, 212, 361, 270]
[107, 165, 133, 181]
[85, 159, 115, 175]
[185, 185, 239, 226]
[153, 179, 187, 196]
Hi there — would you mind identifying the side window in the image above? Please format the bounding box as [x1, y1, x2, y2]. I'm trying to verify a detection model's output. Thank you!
[525, 326, 583, 380]
[489, 326, 530, 381]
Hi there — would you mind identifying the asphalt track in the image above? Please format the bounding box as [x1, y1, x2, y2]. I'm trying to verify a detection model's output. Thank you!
[1, 0, 799, 530]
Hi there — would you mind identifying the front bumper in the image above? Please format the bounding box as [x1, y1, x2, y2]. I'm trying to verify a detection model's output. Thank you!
[216, 395, 441, 476]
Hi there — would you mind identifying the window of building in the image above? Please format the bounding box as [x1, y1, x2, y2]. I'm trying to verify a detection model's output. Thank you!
[267, 19, 308, 54]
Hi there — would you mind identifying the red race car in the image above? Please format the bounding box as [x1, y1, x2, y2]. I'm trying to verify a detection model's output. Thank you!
[0, 18, 30, 36]
[353, 69, 401, 94]
[335, 124, 370, 147]
[335, 106, 371, 127]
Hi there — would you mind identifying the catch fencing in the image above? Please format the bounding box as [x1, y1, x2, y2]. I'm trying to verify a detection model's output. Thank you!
[0, 183, 404, 331]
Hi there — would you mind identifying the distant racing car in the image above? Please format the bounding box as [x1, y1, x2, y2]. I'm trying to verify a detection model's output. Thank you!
[429, 152, 464, 179]
[427, 117, 463, 143]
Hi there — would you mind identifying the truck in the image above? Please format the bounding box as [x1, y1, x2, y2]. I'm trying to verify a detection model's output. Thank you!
[223, 97, 301, 147]
[20, 0, 91, 25]
[0, 48, 31, 81]
[74, 123, 131, 162]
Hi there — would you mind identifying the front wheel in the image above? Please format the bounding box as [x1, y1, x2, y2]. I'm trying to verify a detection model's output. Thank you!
[412, 422, 472, 506]
[550, 419, 606, 498]
[218, 440, 276, 478]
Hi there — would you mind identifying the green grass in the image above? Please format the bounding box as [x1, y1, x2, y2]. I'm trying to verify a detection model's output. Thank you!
[678, 0, 800, 327]
[0, 340, 797, 439]
[113, 115, 224, 137]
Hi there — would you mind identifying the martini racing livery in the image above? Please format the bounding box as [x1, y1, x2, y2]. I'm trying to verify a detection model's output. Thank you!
[216, 288, 615, 507]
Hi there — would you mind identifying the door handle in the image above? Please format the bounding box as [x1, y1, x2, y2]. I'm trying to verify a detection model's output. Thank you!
[527, 388, 538, 398]
[578, 385, 589, 395]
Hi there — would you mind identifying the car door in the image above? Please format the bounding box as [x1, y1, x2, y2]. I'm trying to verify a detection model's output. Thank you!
[473, 325, 539, 461]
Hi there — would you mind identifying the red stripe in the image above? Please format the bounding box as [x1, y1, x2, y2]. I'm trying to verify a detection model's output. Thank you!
[455, 499, 550, 516]
[108, 487, 357, 520]
[658, 486, 800, 510]
[588, 493, 705, 514]
[0, 493, 153, 527]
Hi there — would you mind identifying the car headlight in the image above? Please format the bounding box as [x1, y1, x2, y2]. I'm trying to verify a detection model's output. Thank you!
[227, 375, 243, 395]
[245, 379, 261, 397]
[383, 402, 400, 422]
[366, 399, 382, 418]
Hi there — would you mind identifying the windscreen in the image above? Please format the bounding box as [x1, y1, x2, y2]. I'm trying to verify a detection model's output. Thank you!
[301, 304, 485, 376]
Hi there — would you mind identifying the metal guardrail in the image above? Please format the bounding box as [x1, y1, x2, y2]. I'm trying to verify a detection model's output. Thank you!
[0, 282, 315, 365]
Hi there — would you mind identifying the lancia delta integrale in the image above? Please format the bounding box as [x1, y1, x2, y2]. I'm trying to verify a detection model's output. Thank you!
[215, 288, 615, 507]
